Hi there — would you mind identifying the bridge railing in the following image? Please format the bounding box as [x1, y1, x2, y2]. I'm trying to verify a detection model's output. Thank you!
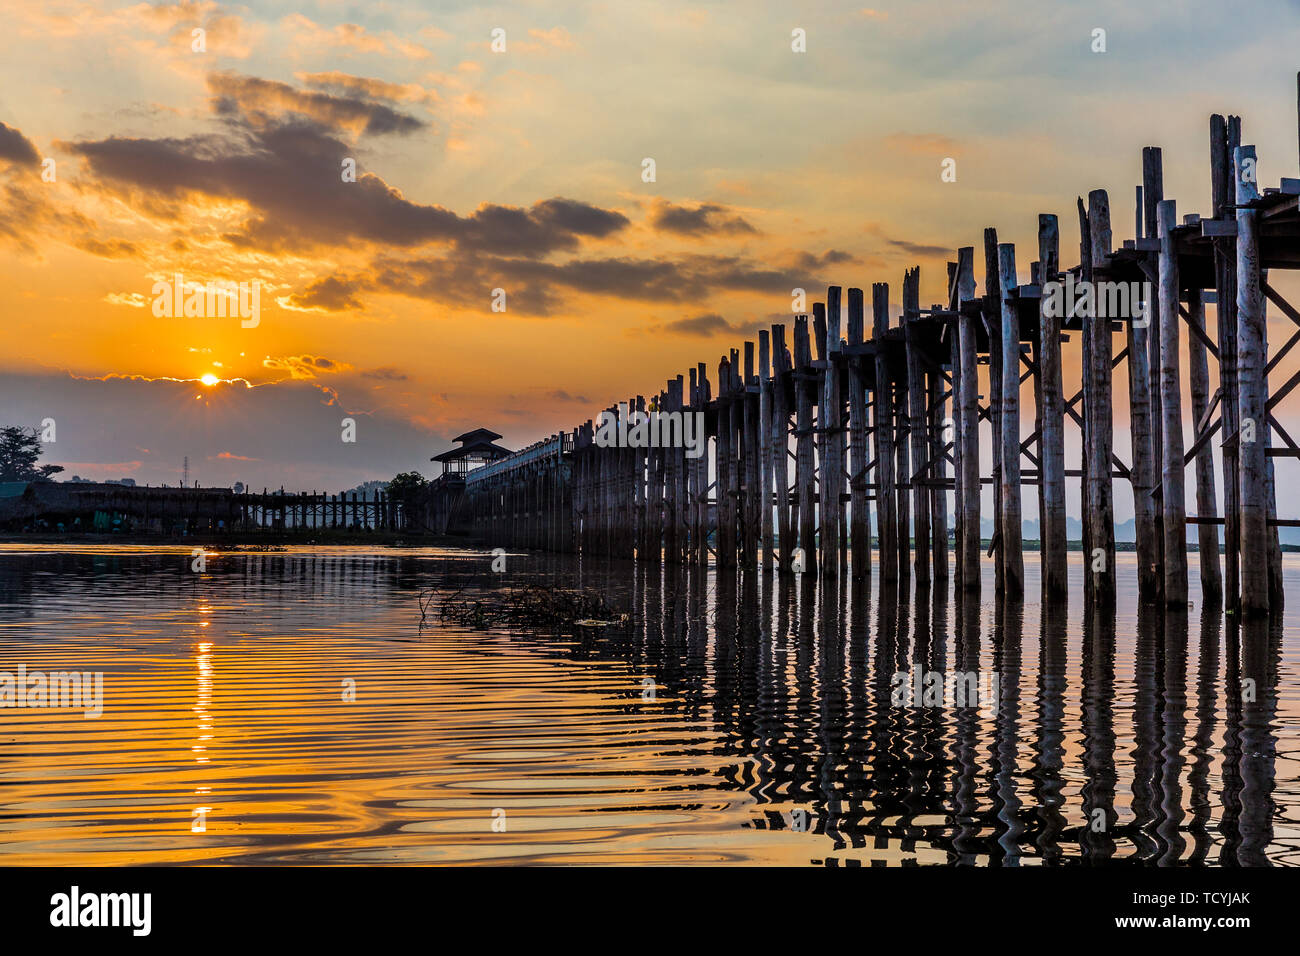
[466, 433, 571, 485]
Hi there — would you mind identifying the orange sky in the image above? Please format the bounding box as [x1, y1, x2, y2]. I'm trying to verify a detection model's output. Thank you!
[2, 0, 1300, 518]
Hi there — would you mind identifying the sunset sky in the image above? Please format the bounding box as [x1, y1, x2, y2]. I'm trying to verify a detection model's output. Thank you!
[3, 0, 1300, 520]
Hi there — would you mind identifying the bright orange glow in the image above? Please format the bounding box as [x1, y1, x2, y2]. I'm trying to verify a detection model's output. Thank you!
[199, 374, 219, 386]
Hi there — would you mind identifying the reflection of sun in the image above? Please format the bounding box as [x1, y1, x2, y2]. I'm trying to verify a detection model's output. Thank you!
[199, 373, 219, 386]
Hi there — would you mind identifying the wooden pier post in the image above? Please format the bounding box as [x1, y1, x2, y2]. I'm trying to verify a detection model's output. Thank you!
[742, 344, 759, 566]
[1038, 215, 1068, 597]
[894, 371, 910, 582]
[1235, 144, 1269, 615]
[903, 267, 930, 584]
[1143, 149, 1166, 580]
[1212, 114, 1242, 610]
[716, 361, 735, 567]
[727, 350, 743, 565]
[957, 247, 981, 591]
[771, 326, 794, 573]
[1087, 189, 1117, 604]
[793, 317, 818, 577]
[929, 332, 949, 582]
[1157, 199, 1189, 605]
[931, 270, 950, 582]
[1186, 292, 1222, 598]
[758, 332, 773, 573]
[1127, 254, 1160, 598]
[666, 380, 682, 563]
[873, 283, 897, 580]
[997, 242, 1025, 597]
[847, 289, 870, 578]
[984, 229, 1006, 591]
[1077, 200, 1094, 567]
[820, 287, 843, 577]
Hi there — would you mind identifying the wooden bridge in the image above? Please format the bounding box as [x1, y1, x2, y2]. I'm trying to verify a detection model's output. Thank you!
[454, 89, 1300, 618]
[3, 481, 404, 534]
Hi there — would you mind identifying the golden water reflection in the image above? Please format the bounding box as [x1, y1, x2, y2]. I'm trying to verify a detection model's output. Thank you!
[0, 545, 1296, 866]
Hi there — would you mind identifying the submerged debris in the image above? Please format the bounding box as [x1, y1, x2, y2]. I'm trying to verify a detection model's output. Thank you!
[426, 583, 627, 630]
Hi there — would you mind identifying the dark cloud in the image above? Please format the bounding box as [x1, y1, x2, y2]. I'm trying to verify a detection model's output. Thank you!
[208, 72, 426, 136]
[884, 237, 949, 258]
[649, 200, 757, 237]
[63, 81, 631, 256]
[287, 248, 824, 317]
[660, 312, 762, 337]
[361, 366, 408, 381]
[75, 237, 139, 259]
[262, 354, 351, 379]
[0, 122, 39, 166]
[793, 249, 857, 270]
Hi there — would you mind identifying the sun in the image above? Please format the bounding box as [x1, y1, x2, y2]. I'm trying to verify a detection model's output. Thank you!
[199, 373, 220, 386]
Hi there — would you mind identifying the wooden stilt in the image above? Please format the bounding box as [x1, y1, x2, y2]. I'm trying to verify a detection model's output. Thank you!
[984, 230, 1006, 591]
[758, 334, 773, 573]
[957, 247, 981, 591]
[997, 242, 1025, 597]
[1212, 114, 1242, 611]
[1143, 148, 1166, 583]
[742, 343, 759, 566]
[793, 317, 818, 577]
[771, 327, 793, 574]
[895, 370, 910, 582]
[847, 289, 870, 578]
[1185, 292, 1222, 598]
[717, 361, 734, 567]
[1157, 198, 1189, 605]
[903, 267, 930, 584]
[873, 283, 898, 580]
[1037, 215, 1068, 597]
[1087, 190, 1117, 604]
[820, 288, 843, 578]
[928, 318, 949, 582]
[1235, 144, 1269, 615]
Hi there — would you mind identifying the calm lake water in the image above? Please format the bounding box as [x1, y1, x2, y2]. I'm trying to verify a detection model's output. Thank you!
[0, 543, 1296, 866]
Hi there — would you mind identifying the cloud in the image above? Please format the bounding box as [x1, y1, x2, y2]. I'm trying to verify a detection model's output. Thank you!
[361, 366, 408, 381]
[0, 371, 434, 489]
[0, 122, 40, 166]
[262, 354, 353, 379]
[296, 71, 440, 106]
[75, 236, 139, 259]
[104, 292, 147, 308]
[883, 237, 950, 258]
[648, 200, 758, 237]
[208, 72, 426, 137]
[659, 312, 762, 337]
[63, 80, 631, 255]
[281, 14, 431, 60]
[286, 248, 825, 316]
